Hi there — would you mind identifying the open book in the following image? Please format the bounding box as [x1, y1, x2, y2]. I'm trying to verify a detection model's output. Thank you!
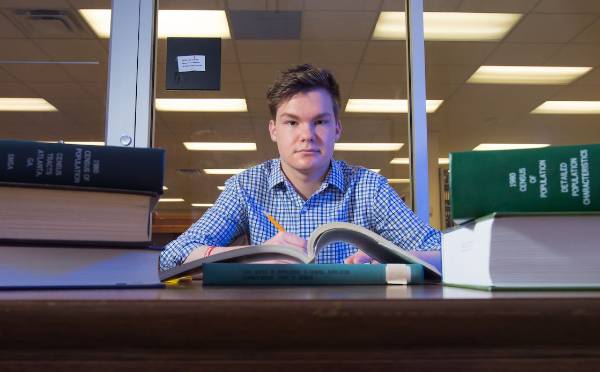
[159, 222, 441, 281]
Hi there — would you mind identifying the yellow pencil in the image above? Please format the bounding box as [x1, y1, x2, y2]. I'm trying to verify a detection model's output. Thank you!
[263, 211, 286, 232]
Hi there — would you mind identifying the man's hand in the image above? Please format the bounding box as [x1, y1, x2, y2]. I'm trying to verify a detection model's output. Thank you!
[264, 232, 307, 252]
[344, 250, 379, 264]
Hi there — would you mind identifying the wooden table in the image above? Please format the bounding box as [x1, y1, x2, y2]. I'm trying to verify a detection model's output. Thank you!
[1, 283, 599, 371]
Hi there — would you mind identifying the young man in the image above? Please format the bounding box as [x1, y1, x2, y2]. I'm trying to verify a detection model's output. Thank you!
[160, 64, 441, 271]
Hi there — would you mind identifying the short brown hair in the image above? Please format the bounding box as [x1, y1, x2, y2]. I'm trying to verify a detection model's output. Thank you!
[266, 64, 341, 119]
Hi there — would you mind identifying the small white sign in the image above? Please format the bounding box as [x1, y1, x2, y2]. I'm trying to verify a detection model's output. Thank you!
[177, 55, 206, 72]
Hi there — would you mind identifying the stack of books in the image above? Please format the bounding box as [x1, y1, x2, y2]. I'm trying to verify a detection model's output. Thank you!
[442, 144, 600, 290]
[0, 140, 165, 288]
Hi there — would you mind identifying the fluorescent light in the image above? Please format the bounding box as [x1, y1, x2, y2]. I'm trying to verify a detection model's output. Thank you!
[204, 169, 246, 175]
[345, 99, 443, 113]
[373, 12, 521, 41]
[184, 142, 257, 151]
[370, 169, 381, 173]
[390, 158, 410, 165]
[40, 141, 104, 146]
[390, 157, 449, 165]
[0, 98, 57, 112]
[532, 101, 600, 114]
[159, 198, 185, 202]
[473, 144, 550, 151]
[468, 66, 592, 85]
[78, 9, 111, 38]
[388, 179, 410, 184]
[217, 186, 225, 191]
[335, 143, 403, 151]
[155, 98, 247, 112]
[191, 203, 214, 207]
[163, 186, 168, 190]
[79, 9, 231, 39]
[158, 10, 230, 38]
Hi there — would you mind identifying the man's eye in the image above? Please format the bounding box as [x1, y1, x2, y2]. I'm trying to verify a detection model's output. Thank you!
[315, 120, 328, 125]
[286, 121, 298, 126]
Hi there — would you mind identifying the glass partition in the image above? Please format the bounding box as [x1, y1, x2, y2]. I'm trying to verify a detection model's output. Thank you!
[153, 0, 415, 237]
[0, 0, 111, 145]
[423, 1, 600, 228]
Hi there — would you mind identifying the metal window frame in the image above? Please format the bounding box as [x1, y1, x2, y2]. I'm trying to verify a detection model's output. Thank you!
[105, 0, 157, 148]
[405, 0, 430, 222]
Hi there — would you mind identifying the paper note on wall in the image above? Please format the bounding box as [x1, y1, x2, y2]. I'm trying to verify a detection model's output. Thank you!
[177, 55, 206, 72]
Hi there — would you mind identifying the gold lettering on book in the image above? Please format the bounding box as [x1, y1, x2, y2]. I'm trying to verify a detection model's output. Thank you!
[580, 149, 591, 206]
[518, 167, 527, 192]
[538, 159, 548, 199]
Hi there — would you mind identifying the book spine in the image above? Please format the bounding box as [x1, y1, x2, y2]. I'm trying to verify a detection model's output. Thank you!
[202, 263, 424, 285]
[0, 140, 164, 193]
[450, 144, 600, 220]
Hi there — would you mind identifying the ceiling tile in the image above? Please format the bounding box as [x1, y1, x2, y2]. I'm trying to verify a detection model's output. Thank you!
[574, 19, 600, 43]
[226, 0, 303, 11]
[552, 84, 600, 100]
[240, 63, 289, 83]
[236, 40, 300, 63]
[457, 0, 538, 13]
[303, 0, 380, 11]
[507, 14, 597, 43]
[301, 11, 378, 41]
[0, 66, 17, 82]
[349, 83, 406, 99]
[27, 81, 91, 99]
[0, 12, 25, 37]
[61, 62, 107, 82]
[2, 63, 72, 82]
[301, 41, 366, 64]
[547, 44, 600, 66]
[533, 0, 600, 13]
[355, 64, 406, 84]
[426, 64, 476, 84]
[0, 82, 37, 96]
[426, 42, 497, 65]
[423, 0, 461, 12]
[0, 39, 49, 60]
[33, 39, 107, 61]
[363, 41, 406, 64]
[484, 43, 563, 65]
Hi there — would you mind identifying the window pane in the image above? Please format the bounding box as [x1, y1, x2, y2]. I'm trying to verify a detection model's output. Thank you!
[153, 0, 412, 236]
[0, 0, 110, 145]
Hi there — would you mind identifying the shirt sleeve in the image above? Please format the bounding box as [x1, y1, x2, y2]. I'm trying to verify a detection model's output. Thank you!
[159, 177, 248, 271]
[370, 177, 441, 251]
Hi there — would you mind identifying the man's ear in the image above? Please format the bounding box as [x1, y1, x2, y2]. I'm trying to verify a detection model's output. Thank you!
[335, 119, 342, 141]
[268, 119, 277, 142]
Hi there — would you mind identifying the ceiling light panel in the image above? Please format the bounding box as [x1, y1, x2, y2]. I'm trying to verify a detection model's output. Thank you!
[159, 198, 185, 202]
[468, 66, 592, 85]
[156, 99, 247, 112]
[204, 169, 246, 175]
[345, 99, 443, 113]
[334, 143, 403, 151]
[473, 144, 550, 151]
[531, 101, 600, 114]
[373, 12, 522, 41]
[184, 142, 257, 151]
[79, 9, 231, 39]
[0, 98, 57, 112]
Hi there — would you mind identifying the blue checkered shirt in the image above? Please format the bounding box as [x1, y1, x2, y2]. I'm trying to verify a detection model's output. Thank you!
[159, 158, 440, 271]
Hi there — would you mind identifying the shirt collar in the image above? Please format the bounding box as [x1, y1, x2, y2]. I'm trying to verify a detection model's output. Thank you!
[267, 158, 346, 192]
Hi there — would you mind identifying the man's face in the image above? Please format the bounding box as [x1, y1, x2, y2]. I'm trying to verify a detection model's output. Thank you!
[268, 88, 342, 178]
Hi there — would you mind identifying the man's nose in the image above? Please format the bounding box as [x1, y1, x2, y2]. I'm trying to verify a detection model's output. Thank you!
[299, 122, 315, 141]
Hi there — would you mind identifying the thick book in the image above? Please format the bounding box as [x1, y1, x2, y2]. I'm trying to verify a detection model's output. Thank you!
[0, 243, 162, 289]
[0, 184, 157, 244]
[450, 144, 599, 221]
[159, 222, 441, 282]
[0, 140, 165, 194]
[202, 263, 425, 286]
[442, 213, 600, 290]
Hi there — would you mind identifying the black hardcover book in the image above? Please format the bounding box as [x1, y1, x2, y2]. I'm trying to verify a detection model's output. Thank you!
[0, 140, 165, 194]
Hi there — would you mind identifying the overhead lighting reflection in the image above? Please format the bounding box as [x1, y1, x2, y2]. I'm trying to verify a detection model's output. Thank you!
[531, 101, 600, 114]
[79, 9, 231, 39]
[473, 144, 550, 151]
[468, 66, 592, 85]
[373, 12, 521, 41]
[0, 98, 57, 112]
[345, 99, 443, 113]
[203, 169, 246, 175]
[156, 99, 247, 112]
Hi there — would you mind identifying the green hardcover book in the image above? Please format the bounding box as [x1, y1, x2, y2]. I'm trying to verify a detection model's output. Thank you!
[202, 263, 425, 286]
[450, 144, 599, 221]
